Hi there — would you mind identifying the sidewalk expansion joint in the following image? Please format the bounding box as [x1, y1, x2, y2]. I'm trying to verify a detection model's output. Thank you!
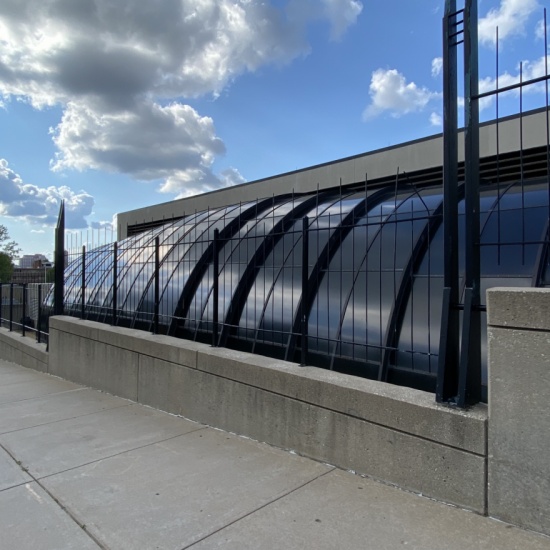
[181, 467, 335, 550]
[0, 402, 132, 437]
[36, 425, 209, 481]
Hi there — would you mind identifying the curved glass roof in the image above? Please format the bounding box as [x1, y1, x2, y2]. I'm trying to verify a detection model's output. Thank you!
[54, 178, 550, 400]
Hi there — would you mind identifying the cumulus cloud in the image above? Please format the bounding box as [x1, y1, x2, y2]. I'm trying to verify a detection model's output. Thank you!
[319, 0, 363, 40]
[478, 54, 550, 109]
[0, 0, 363, 198]
[535, 18, 547, 42]
[479, 0, 539, 47]
[363, 69, 439, 120]
[431, 57, 443, 78]
[0, 158, 94, 228]
[430, 112, 443, 127]
[50, 100, 228, 196]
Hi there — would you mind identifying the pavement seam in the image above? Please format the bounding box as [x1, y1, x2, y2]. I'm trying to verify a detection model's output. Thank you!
[0, 386, 87, 406]
[32, 479, 108, 550]
[35, 425, 210, 481]
[0, 441, 102, 547]
[180, 467, 336, 550]
[0, 402, 132, 436]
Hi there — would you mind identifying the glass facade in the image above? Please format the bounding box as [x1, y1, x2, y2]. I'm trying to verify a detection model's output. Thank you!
[52, 178, 550, 399]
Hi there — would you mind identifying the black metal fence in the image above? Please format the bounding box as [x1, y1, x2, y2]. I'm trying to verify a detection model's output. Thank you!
[56, 188, 445, 396]
[0, 283, 52, 345]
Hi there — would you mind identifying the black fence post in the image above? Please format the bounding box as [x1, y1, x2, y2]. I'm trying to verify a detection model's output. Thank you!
[9, 283, 13, 331]
[301, 217, 309, 366]
[81, 245, 86, 319]
[458, 0, 481, 407]
[22, 283, 27, 337]
[0, 283, 2, 328]
[37, 284, 42, 344]
[437, 0, 462, 403]
[54, 201, 65, 316]
[212, 229, 219, 347]
[112, 242, 118, 325]
[153, 236, 160, 335]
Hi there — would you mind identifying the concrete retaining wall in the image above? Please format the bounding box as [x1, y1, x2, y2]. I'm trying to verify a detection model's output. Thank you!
[43, 316, 486, 513]
[487, 288, 550, 536]
[0, 328, 48, 372]
[4, 291, 550, 533]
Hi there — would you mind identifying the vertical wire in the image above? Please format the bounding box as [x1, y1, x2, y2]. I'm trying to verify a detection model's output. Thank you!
[410, 192, 414, 370]
[496, 26, 502, 264]
[545, 9, 550, 259]
[519, 61, 525, 265]
[392, 170, 399, 364]
[339, 179, 343, 361]
[365, 174, 368, 364]
[352, 206, 356, 361]
[316, 184, 320, 354]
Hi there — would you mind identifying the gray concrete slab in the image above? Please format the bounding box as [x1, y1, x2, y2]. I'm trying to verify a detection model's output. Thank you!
[0, 403, 204, 478]
[0, 361, 45, 385]
[1, 360, 550, 550]
[41, 428, 333, 550]
[0, 482, 99, 549]
[191, 469, 550, 550]
[0, 387, 128, 434]
[0, 377, 81, 405]
[0, 445, 32, 491]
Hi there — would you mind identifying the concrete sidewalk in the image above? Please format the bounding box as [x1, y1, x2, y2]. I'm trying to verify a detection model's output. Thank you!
[0, 359, 548, 550]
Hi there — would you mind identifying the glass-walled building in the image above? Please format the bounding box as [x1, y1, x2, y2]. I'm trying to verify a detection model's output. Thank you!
[55, 109, 550, 402]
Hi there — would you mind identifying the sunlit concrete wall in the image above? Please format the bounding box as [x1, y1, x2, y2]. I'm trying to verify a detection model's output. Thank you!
[487, 288, 550, 536]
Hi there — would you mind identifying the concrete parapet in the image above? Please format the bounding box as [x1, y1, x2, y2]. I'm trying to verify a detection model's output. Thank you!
[197, 347, 487, 455]
[0, 328, 48, 372]
[487, 288, 550, 536]
[47, 316, 487, 513]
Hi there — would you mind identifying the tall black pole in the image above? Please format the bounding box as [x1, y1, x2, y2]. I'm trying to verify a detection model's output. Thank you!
[53, 201, 65, 316]
[437, 0, 460, 402]
[458, 0, 481, 406]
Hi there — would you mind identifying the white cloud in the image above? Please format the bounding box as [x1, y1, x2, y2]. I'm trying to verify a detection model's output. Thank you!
[0, 0, 362, 198]
[319, 0, 363, 40]
[167, 167, 247, 199]
[478, 54, 550, 110]
[50, 100, 226, 197]
[363, 69, 439, 120]
[286, 0, 362, 41]
[535, 18, 547, 42]
[0, 159, 94, 228]
[479, 0, 539, 47]
[431, 57, 443, 77]
[430, 112, 443, 127]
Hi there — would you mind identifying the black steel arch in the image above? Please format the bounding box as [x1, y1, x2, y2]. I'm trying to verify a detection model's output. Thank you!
[284, 185, 402, 363]
[168, 196, 288, 337]
[326, 188, 422, 372]
[128, 207, 231, 330]
[247, 190, 361, 355]
[378, 197, 446, 382]
[219, 192, 331, 348]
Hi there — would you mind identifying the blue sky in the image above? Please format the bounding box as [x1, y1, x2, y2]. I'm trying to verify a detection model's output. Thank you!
[1, 0, 548, 258]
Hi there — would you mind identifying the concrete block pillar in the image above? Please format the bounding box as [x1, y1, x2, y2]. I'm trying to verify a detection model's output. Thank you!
[487, 288, 550, 536]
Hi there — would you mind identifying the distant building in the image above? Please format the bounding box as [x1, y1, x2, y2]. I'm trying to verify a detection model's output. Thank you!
[18, 254, 50, 269]
[10, 268, 48, 284]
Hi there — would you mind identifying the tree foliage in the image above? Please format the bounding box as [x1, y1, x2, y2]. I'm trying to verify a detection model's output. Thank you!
[0, 225, 21, 261]
[0, 252, 13, 283]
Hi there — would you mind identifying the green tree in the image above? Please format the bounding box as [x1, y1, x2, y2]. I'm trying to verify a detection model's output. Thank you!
[0, 252, 13, 283]
[0, 225, 21, 261]
[45, 267, 55, 283]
